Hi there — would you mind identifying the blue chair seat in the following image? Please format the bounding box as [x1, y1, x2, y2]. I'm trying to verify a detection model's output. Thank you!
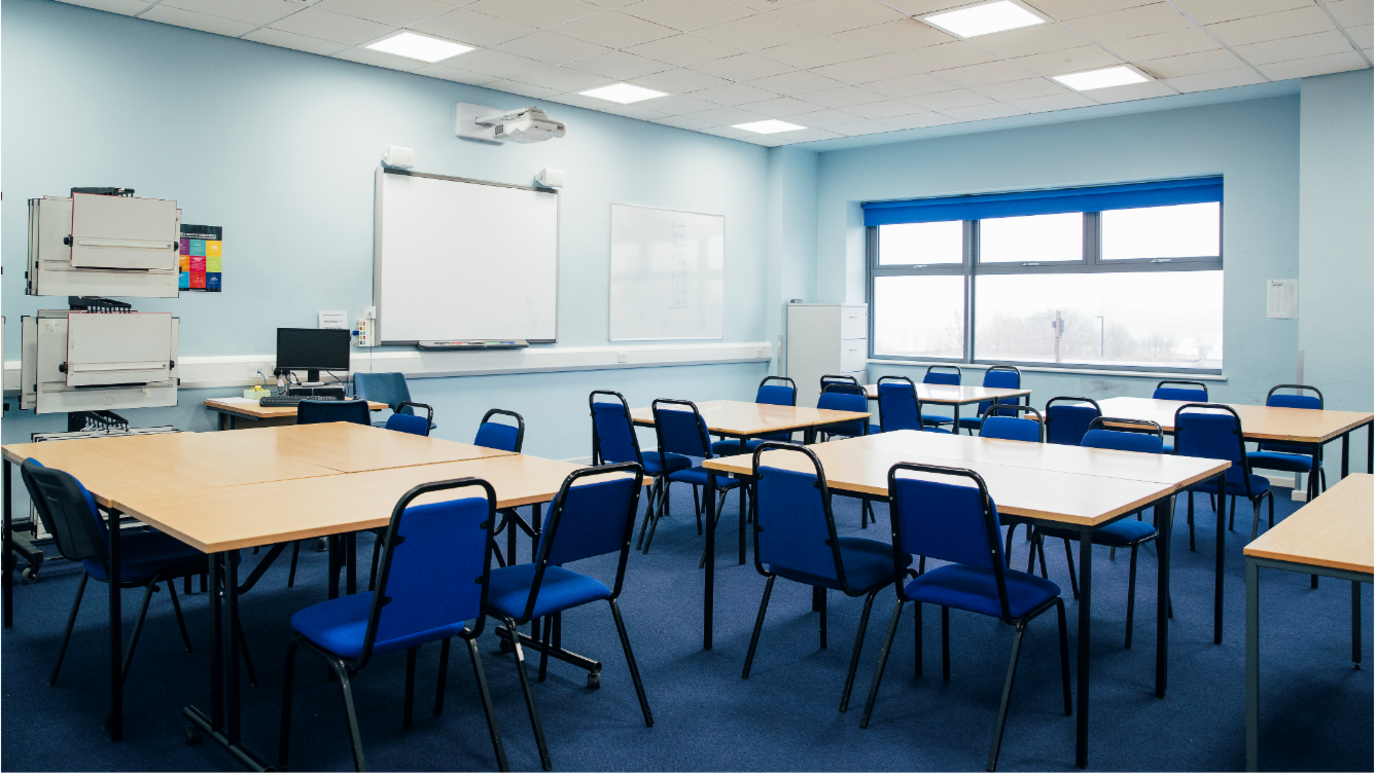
[1247, 450, 1314, 473]
[667, 467, 744, 489]
[768, 537, 912, 592]
[1188, 473, 1271, 497]
[486, 564, 611, 621]
[291, 590, 472, 660]
[82, 530, 216, 583]
[1037, 518, 1156, 548]
[642, 452, 692, 477]
[905, 564, 1060, 619]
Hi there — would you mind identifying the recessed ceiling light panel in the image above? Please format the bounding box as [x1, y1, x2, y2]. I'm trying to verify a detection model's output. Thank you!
[1052, 66, 1151, 91]
[733, 120, 806, 135]
[367, 32, 473, 63]
[923, 0, 1047, 38]
[579, 83, 668, 104]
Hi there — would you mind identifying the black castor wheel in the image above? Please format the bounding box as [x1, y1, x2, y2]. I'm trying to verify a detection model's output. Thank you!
[185, 723, 203, 745]
[20, 565, 39, 584]
[587, 671, 601, 689]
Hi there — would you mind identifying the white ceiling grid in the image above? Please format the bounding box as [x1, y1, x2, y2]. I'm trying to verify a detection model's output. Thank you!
[58, 0, 1374, 147]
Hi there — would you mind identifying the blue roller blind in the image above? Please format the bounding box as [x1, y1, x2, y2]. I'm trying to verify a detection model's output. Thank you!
[862, 177, 1223, 227]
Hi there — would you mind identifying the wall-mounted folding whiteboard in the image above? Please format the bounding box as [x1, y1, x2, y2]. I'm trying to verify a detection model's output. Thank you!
[375, 168, 558, 344]
[609, 204, 724, 341]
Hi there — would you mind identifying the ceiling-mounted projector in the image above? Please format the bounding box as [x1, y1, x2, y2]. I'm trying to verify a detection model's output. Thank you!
[456, 103, 566, 145]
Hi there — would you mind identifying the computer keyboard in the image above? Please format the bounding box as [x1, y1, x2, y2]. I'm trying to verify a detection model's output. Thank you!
[259, 394, 343, 407]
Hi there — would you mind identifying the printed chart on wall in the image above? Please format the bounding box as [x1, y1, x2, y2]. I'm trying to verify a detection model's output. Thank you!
[180, 224, 222, 292]
[609, 204, 724, 340]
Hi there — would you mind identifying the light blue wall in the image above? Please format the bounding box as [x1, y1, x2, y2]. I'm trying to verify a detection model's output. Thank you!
[764, 146, 820, 369]
[1, 0, 771, 458]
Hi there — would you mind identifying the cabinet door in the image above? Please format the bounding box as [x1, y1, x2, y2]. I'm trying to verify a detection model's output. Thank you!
[840, 307, 868, 340]
[840, 340, 867, 373]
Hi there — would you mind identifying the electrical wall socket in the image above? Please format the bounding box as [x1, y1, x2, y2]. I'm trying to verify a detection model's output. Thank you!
[617, 352, 628, 363]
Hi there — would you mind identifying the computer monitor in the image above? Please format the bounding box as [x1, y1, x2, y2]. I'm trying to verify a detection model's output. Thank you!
[275, 328, 350, 383]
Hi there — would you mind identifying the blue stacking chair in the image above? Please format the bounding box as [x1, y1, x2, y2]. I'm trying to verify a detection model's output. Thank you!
[1176, 404, 1276, 541]
[710, 376, 797, 456]
[484, 464, 654, 772]
[647, 399, 747, 557]
[1153, 381, 1206, 454]
[278, 478, 508, 772]
[957, 366, 1022, 435]
[475, 409, 525, 452]
[876, 375, 951, 434]
[297, 398, 372, 426]
[384, 402, 433, 436]
[1247, 384, 1327, 493]
[589, 391, 690, 555]
[1043, 397, 1101, 446]
[1029, 418, 1164, 648]
[820, 373, 860, 393]
[354, 372, 437, 431]
[741, 443, 912, 712]
[817, 382, 873, 440]
[920, 365, 962, 428]
[978, 404, 1044, 443]
[860, 463, 1071, 772]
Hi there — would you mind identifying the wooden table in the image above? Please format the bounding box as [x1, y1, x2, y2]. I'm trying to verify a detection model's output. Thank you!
[203, 397, 388, 429]
[864, 383, 1032, 430]
[705, 430, 1228, 769]
[1244, 474, 1373, 772]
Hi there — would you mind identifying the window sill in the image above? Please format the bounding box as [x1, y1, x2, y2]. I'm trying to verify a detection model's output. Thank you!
[866, 359, 1227, 381]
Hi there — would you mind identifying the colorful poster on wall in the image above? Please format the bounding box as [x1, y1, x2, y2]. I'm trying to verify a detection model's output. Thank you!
[180, 224, 222, 292]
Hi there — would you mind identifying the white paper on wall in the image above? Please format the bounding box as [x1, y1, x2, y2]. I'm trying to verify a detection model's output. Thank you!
[1266, 279, 1297, 319]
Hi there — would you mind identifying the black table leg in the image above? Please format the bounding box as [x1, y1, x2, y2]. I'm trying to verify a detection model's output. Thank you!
[704, 474, 716, 650]
[804, 428, 816, 445]
[1342, 432, 1351, 478]
[225, 552, 242, 745]
[1075, 524, 1093, 768]
[531, 503, 542, 645]
[3, 459, 13, 628]
[1215, 473, 1225, 645]
[1368, 421, 1373, 475]
[108, 504, 124, 740]
[345, 533, 356, 596]
[1155, 496, 1172, 698]
[1309, 442, 1321, 501]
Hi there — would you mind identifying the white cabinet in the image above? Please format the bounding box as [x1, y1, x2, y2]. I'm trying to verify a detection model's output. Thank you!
[786, 303, 869, 408]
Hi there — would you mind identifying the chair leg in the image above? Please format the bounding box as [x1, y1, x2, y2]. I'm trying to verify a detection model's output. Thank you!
[742, 576, 776, 679]
[278, 639, 300, 771]
[914, 602, 923, 677]
[288, 541, 301, 587]
[860, 600, 905, 729]
[693, 485, 702, 533]
[435, 638, 451, 717]
[538, 615, 554, 683]
[329, 659, 367, 772]
[237, 617, 259, 688]
[644, 483, 669, 555]
[987, 620, 1028, 772]
[504, 617, 552, 771]
[609, 599, 654, 727]
[840, 589, 880, 712]
[403, 646, 418, 730]
[50, 572, 88, 686]
[1250, 497, 1262, 541]
[167, 580, 193, 653]
[1125, 545, 1139, 650]
[1229, 495, 1237, 531]
[369, 534, 383, 591]
[635, 480, 656, 550]
[119, 582, 159, 685]
[1056, 600, 1071, 716]
[819, 588, 827, 650]
[1003, 524, 1017, 568]
[941, 606, 951, 682]
[465, 637, 510, 772]
[1062, 539, 1079, 599]
[1268, 491, 1275, 529]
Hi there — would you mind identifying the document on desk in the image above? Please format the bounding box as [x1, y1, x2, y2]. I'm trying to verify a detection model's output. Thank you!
[214, 397, 259, 405]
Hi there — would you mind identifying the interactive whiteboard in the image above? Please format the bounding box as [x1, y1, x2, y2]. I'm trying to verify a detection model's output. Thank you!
[374, 168, 558, 344]
[609, 204, 724, 341]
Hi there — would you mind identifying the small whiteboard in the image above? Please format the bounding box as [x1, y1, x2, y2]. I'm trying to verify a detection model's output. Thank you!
[609, 204, 724, 340]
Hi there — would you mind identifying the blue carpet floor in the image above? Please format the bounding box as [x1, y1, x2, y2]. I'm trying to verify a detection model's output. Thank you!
[2, 484, 1371, 771]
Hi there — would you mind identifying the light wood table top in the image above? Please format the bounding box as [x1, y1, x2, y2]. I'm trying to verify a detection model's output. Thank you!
[1095, 397, 1374, 444]
[223, 422, 514, 473]
[111, 454, 632, 553]
[704, 431, 1217, 527]
[629, 400, 872, 436]
[1244, 474, 1373, 574]
[864, 383, 1031, 405]
[203, 397, 388, 421]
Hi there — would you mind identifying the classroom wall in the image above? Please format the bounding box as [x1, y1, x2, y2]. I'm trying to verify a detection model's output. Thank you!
[0, 0, 772, 459]
[764, 146, 820, 372]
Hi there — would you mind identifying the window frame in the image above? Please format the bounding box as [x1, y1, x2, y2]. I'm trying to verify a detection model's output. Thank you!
[867, 204, 1224, 375]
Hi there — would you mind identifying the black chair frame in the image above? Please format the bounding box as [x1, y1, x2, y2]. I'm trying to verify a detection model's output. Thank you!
[588, 391, 675, 557]
[1176, 403, 1276, 541]
[817, 382, 871, 442]
[819, 373, 860, 392]
[961, 366, 1023, 434]
[875, 375, 930, 433]
[1257, 384, 1327, 492]
[646, 399, 746, 559]
[397, 401, 435, 435]
[758, 375, 798, 405]
[979, 403, 1045, 440]
[1156, 379, 1209, 396]
[1043, 397, 1101, 443]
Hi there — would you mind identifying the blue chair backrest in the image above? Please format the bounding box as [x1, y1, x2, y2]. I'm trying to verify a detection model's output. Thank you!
[20, 459, 107, 562]
[981, 416, 1041, 442]
[817, 388, 869, 436]
[1045, 404, 1099, 446]
[756, 465, 839, 583]
[297, 399, 372, 426]
[591, 400, 640, 466]
[386, 413, 430, 436]
[1267, 393, 1321, 410]
[923, 369, 960, 386]
[474, 422, 518, 452]
[354, 372, 414, 414]
[756, 383, 795, 406]
[540, 476, 641, 566]
[975, 367, 1020, 415]
[1154, 382, 1207, 402]
[891, 476, 1003, 570]
[1175, 408, 1248, 487]
[1082, 429, 1163, 454]
[374, 496, 490, 644]
[877, 380, 922, 432]
[655, 404, 712, 458]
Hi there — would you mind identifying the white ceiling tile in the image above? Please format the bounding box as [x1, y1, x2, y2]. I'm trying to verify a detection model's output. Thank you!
[603, 104, 669, 119]
[864, 72, 957, 97]
[1066, 3, 1193, 42]
[1348, 24, 1374, 50]
[269, 7, 393, 45]
[879, 0, 969, 16]
[314, 0, 453, 26]
[970, 77, 1068, 100]
[1168, 0, 1313, 26]
[244, 27, 351, 55]
[695, 14, 815, 49]
[465, 0, 604, 28]
[689, 82, 783, 104]
[1208, 7, 1337, 47]
[803, 85, 887, 107]
[449, 48, 551, 77]
[1255, 50, 1369, 79]
[690, 106, 771, 125]
[888, 40, 999, 71]
[771, 0, 906, 35]
[563, 50, 674, 78]
[1013, 45, 1123, 76]
[738, 96, 833, 116]
[140, 5, 257, 36]
[732, 0, 813, 10]
[411, 9, 537, 47]
[160, 0, 299, 26]
[636, 94, 720, 113]
[1081, 79, 1177, 103]
[512, 66, 611, 91]
[584, 0, 640, 7]
[903, 88, 993, 109]
[698, 125, 757, 139]
[619, 0, 754, 31]
[810, 56, 915, 83]
[1107, 27, 1220, 61]
[827, 119, 900, 136]
[882, 110, 958, 129]
[932, 59, 1032, 87]
[1138, 48, 1246, 78]
[412, 63, 503, 83]
[790, 108, 868, 126]
[552, 11, 677, 48]
[760, 126, 844, 142]
[496, 31, 610, 64]
[1235, 31, 1356, 66]
[1020, 0, 1156, 19]
[484, 79, 565, 98]
[692, 53, 796, 80]
[746, 70, 845, 95]
[843, 99, 924, 119]
[936, 102, 1027, 121]
[56, 0, 150, 15]
[972, 23, 1092, 59]
[1326, 0, 1375, 29]
[759, 36, 869, 68]
[630, 68, 733, 92]
[624, 34, 741, 66]
[651, 114, 714, 130]
[1163, 67, 1267, 93]
[1006, 91, 1098, 112]
[548, 92, 620, 108]
[332, 47, 430, 71]
[832, 19, 955, 54]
